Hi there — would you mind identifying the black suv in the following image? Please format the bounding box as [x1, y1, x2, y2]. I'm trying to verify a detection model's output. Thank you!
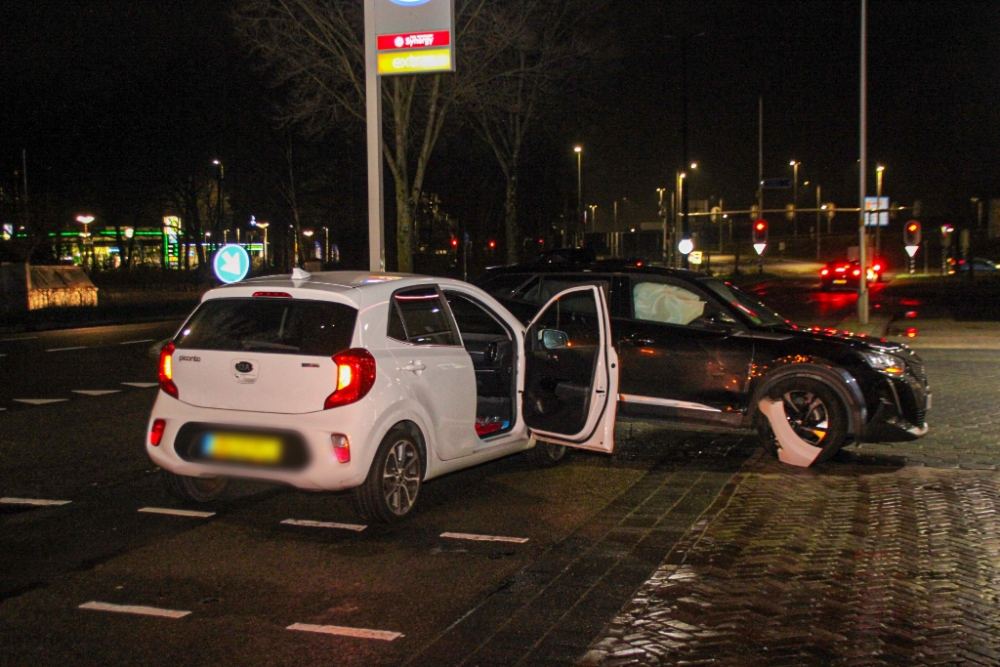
[478, 261, 930, 463]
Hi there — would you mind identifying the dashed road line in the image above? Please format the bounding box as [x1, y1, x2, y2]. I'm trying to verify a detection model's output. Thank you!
[72, 390, 123, 396]
[287, 623, 403, 641]
[0, 336, 37, 342]
[79, 601, 191, 619]
[441, 532, 529, 544]
[46, 346, 88, 353]
[281, 519, 367, 532]
[138, 507, 216, 518]
[119, 339, 156, 346]
[0, 353, 7, 358]
[122, 382, 159, 388]
[13, 398, 69, 406]
[1, 497, 72, 507]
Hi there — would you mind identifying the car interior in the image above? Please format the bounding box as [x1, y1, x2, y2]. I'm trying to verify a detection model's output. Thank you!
[444, 291, 517, 438]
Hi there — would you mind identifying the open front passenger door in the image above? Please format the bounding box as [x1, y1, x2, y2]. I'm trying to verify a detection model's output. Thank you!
[521, 285, 619, 453]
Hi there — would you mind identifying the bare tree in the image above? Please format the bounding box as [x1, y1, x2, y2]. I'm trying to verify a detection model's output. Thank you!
[234, 0, 494, 272]
[466, 0, 604, 264]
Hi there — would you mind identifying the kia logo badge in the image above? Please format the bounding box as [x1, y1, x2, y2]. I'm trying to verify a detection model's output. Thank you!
[235, 362, 254, 373]
[389, 0, 432, 5]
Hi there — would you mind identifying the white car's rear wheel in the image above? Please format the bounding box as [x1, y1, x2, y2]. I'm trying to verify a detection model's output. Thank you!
[162, 471, 229, 503]
[353, 426, 423, 523]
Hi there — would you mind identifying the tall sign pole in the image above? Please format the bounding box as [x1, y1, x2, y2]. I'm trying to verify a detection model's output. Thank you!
[365, 0, 455, 273]
[857, 0, 869, 324]
[365, 0, 385, 273]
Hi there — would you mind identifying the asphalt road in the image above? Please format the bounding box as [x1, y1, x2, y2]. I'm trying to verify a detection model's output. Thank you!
[0, 321, 753, 666]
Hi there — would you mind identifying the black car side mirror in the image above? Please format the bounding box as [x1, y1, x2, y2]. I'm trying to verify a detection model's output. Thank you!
[540, 329, 570, 349]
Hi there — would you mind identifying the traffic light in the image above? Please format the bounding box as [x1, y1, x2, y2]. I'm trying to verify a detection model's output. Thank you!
[753, 219, 768, 244]
[451, 238, 459, 248]
[904, 220, 921, 247]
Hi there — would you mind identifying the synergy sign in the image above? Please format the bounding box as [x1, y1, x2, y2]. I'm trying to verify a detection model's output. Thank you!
[375, 0, 454, 75]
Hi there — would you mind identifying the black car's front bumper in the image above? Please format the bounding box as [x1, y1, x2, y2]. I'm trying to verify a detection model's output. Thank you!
[862, 372, 930, 442]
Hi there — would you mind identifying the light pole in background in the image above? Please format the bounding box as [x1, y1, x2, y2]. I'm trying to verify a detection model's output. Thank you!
[789, 160, 801, 236]
[815, 184, 823, 260]
[303, 229, 315, 261]
[875, 165, 885, 258]
[857, 0, 870, 325]
[212, 159, 225, 242]
[657, 188, 668, 264]
[678, 163, 697, 268]
[574, 146, 583, 247]
[76, 214, 94, 269]
[588, 205, 597, 232]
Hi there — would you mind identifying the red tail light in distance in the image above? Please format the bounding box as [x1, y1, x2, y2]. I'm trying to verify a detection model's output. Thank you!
[325, 349, 377, 409]
[158, 342, 179, 398]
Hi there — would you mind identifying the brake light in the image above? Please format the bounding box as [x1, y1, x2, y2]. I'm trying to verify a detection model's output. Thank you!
[253, 292, 292, 298]
[821, 269, 829, 276]
[158, 342, 179, 398]
[325, 349, 376, 409]
[150, 419, 166, 446]
[873, 264, 882, 272]
[835, 267, 846, 273]
[853, 269, 861, 276]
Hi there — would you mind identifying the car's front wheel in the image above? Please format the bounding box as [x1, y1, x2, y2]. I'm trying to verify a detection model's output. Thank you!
[352, 425, 423, 523]
[756, 377, 848, 464]
[162, 471, 229, 503]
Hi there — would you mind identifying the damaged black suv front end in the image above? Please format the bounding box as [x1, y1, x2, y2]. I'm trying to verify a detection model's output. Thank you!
[855, 342, 930, 442]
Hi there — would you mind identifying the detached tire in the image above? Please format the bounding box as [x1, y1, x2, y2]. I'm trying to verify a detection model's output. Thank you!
[352, 425, 423, 523]
[756, 376, 848, 465]
[162, 471, 229, 503]
[524, 438, 567, 467]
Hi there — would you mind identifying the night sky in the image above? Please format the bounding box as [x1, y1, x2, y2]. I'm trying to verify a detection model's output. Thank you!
[2, 0, 997, 251]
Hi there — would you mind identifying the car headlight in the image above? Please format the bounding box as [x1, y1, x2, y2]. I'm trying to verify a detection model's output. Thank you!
[861, 351, 905, 375]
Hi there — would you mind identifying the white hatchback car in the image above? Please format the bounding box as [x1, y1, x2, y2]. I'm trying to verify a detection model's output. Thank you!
[147, 271, 619, 522]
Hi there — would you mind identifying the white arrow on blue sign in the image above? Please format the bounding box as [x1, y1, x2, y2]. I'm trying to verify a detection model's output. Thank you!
[213, 244, 250, 284]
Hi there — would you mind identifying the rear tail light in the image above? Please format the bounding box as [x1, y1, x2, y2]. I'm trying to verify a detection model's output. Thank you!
[821, 269, 829, 276]
[853, 269, 861, 276]
[150, 419, 166, 446]
[873, 264, 882, 272]
[331, 434, 350, 463]
[324, 349, 376, 409]
[158, 342, 179, 398]
[252, 292, 292, 298]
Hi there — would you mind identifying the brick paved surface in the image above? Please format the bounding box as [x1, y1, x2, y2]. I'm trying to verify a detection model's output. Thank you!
[582, 348, 1000, 666]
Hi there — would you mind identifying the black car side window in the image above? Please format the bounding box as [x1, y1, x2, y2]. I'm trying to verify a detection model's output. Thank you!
[388, 287, 459, 346]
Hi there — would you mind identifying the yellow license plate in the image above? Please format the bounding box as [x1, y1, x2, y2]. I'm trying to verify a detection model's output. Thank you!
[202, 433, 282, 464]
[833, 279, 847, 284]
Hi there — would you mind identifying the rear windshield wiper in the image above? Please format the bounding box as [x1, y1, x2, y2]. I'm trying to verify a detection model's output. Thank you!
[240, 340, 300, 352]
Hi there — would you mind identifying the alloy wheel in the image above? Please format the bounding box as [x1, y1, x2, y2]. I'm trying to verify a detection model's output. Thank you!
[781, 390, 830, 447]
[382, 439, 421, 516]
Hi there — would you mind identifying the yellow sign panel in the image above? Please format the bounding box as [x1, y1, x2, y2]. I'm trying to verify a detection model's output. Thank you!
[689, 251, 703, 265]
[378, 48, 451, 75]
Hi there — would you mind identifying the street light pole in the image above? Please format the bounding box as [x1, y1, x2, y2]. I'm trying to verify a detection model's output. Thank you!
[875, 165, 884, 259]
[790, 161, 800, 236]
[816, 184, 822, 260]
[574, 146, 583, 247]
[857, 0, 870, 325]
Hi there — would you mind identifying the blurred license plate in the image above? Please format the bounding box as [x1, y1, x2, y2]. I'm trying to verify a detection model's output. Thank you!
[202, 433, 282, 464]
[833, 279, 847, 284]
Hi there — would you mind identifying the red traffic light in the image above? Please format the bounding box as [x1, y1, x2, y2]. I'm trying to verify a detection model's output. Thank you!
[755, 221, 766, 231]
[488, 240, 496, 249]
[451, 238, 459, 248]
[907, 223, 919, 233]
[752, 219, 768, 246]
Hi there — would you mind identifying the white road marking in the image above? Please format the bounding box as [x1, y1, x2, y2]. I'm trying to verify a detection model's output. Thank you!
[0, 407, 6, 411]
[46, 346, 88, 353]
[0, 336, 37, 342]
[72, 390, 123, 396]
[281, 519, 367, 532]
[13, 399, 69, 406]
[440, 532, 530, 544]
[138, 507, 215, 518]
[1, 497, 72, 507]
[0, 353, 7, 357]
[119, 339, 156, 346]
[79, 601, 191, 619]
[122, 382, 159, 388]
[287, 623, 403, 641]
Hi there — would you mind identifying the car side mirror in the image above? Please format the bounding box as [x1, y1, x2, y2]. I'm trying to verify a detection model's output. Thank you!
[540, 329, 569, 349]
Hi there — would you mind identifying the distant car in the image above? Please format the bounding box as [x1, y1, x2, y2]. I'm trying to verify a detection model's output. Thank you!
[146, 271, 619, 521]
[820, 259, 884, 290]
[948, 257, 997, 274]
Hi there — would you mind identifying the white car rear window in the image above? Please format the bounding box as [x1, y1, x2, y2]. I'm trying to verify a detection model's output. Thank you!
[175, 298, 357, 356]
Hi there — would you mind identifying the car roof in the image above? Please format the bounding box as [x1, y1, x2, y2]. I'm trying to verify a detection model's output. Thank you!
[482, 260, 704, 281]
[202, 271, 479, 309]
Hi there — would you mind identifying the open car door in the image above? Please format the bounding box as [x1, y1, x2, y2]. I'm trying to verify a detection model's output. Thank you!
[521, 285, 619, 453]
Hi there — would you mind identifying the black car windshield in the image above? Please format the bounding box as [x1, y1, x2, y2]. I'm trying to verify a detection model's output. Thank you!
[699, 279, 793, 328]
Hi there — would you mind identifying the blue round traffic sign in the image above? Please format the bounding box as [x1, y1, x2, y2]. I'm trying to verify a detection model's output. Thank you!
[213, 244, 250, 284]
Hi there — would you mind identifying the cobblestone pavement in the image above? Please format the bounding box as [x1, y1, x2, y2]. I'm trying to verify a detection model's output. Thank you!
[582, 348, 1000, 666]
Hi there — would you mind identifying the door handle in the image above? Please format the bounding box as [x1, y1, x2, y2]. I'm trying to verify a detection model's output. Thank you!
[402, 362, 426, 373]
